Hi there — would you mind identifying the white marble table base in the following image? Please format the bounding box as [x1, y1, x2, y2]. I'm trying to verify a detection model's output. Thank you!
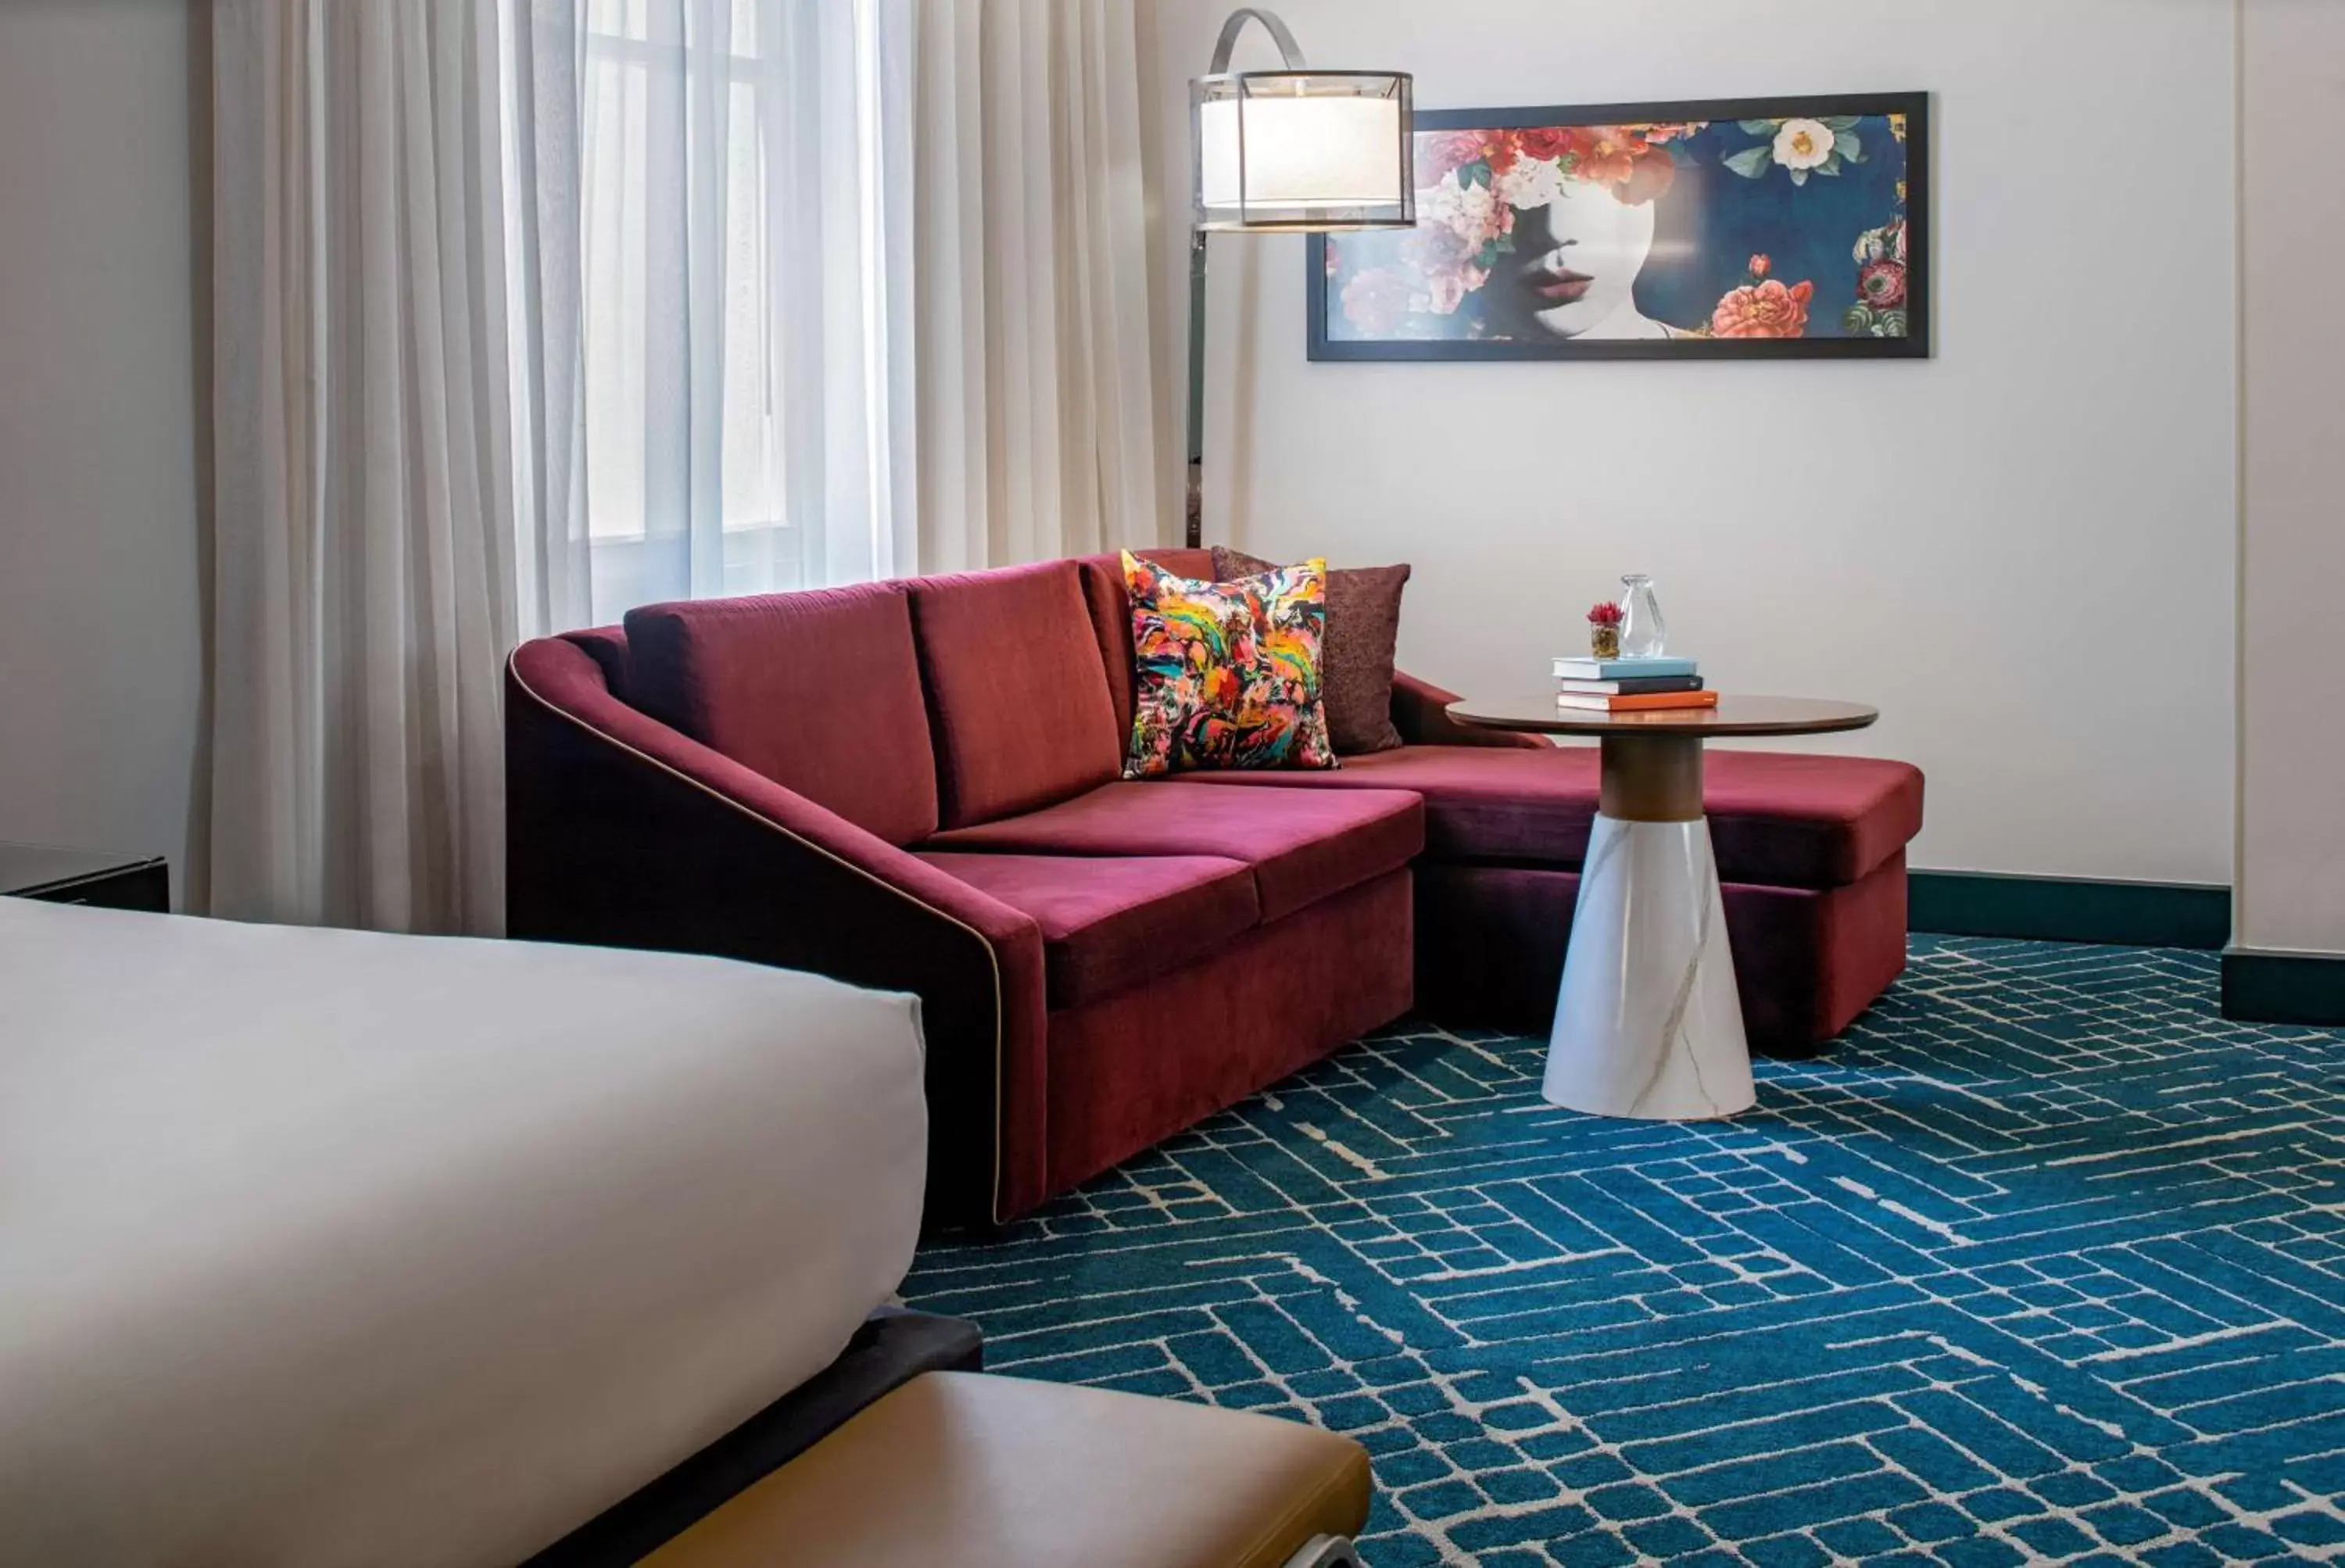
[1544, 812, 1755, 1119]
[1543, 732, 1756, 1121]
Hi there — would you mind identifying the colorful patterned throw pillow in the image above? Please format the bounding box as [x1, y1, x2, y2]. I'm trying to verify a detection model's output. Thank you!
[1122, 550, 1338, 778]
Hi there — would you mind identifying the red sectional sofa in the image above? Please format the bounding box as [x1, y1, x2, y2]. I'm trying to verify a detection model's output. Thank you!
[506, 549, 1922, 1226]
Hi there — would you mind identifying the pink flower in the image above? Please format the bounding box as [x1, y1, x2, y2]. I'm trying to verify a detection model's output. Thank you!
[1513, 126, 1573, 163]
[1423, 269, 1478, 315]
[1341, 267, 1412, 335]
[1398, 221, 1490, 316]
[1748, 253, 1770, 280]
[1413, 131, 1480, 187]
[1857, 259, 1906, 309]
[1710, 278, 1814, 338]
[1401, 220, 1475, 276]
[1414, 128, 1513, 187]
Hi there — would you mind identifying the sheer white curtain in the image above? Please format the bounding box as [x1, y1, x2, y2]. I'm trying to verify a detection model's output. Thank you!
[908, 0, 1162, 571]
[209, 1, 532, 933]
[206, 0, 1162, 930]
[557, 0, 1162, 615]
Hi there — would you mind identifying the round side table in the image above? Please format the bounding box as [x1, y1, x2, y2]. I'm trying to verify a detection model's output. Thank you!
[1445, 695, 1880, 1121]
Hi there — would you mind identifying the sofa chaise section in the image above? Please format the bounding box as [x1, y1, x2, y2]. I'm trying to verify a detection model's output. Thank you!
[1169, 736, 1922, 1050]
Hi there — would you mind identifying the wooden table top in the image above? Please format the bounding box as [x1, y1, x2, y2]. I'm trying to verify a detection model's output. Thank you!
[1447, 694, 1880, 739]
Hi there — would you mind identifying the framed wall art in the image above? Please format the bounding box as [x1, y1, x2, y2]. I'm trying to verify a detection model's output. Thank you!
[1308, 91, 1928, 361]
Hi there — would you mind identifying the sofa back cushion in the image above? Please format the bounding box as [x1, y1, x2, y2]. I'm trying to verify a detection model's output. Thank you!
[1214, 547, 1410, 756]
[908, 559, 1123, 829]
[1076, 548, 1214, 742]
[624, 584, 939, 845]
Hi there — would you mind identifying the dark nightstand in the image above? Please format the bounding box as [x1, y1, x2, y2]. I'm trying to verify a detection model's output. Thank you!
[0, 840, 170, 913]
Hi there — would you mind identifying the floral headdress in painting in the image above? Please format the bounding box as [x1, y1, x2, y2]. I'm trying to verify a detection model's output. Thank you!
[1384, 123, 1706, 319]
[1415, 122, 1701, 210]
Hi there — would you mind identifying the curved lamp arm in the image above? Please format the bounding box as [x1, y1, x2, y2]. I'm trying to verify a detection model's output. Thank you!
[1208, 7, 1305, 73]
[1191, 8, 1309, 550]
[1190, 6, 1411, 550]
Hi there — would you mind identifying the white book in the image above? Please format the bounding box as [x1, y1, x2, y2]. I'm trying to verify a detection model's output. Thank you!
[1552, 654, 1699, 680]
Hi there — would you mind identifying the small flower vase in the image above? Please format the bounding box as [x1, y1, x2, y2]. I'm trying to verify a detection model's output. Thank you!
[1619, 574, 1667, 658]
[1588, 622, 1620, 659]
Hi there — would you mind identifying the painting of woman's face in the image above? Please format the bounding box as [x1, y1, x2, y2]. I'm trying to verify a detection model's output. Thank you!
[1483, 186, 1660, 341]
[1313, 97, 1926, 360]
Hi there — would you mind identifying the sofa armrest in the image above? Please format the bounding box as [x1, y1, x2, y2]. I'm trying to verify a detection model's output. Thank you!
[506, 636, 1050, 1226]
[1390, 669, 1548, 749]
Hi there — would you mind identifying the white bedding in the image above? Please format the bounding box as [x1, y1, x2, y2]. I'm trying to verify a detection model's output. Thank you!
[0, 900, 928, 1567]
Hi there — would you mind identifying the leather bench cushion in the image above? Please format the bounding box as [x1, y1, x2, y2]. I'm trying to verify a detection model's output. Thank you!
[925, 780, 1425, 923]
[623, 584, 939, 845]
[525, 1309, 985, 1568]
[1177, 744, 1924, 889]
[907, 560, 1123, 829]
[916, 853, 1261, 1009]
[637, 1371, 1372, 1568]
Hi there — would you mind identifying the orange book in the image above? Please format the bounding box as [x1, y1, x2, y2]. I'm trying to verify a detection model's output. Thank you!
[1553, 689, 1723, 713]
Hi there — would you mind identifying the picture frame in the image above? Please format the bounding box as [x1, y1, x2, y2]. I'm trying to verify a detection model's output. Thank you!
[1306, 91, 1929, 362]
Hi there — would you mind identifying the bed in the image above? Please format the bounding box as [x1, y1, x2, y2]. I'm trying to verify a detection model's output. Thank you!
[0, 898, 929, 1567]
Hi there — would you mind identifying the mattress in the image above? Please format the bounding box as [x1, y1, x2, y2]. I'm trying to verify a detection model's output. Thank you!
[0, 899, 929, 1567]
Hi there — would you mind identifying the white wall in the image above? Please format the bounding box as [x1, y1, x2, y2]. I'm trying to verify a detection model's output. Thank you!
[0, 0, 205, 894]
[1146, 0, 2237, 884]
[2237, 0, 2345, 954]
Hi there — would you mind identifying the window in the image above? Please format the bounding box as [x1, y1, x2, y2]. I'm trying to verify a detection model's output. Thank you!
[577, 0, 890, 618]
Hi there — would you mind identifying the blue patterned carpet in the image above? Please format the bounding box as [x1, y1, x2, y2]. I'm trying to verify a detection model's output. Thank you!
[904, 939, 2345, 1566]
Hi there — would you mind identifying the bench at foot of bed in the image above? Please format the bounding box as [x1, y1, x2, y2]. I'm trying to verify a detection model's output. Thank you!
[639, 1370, 1371, 1568]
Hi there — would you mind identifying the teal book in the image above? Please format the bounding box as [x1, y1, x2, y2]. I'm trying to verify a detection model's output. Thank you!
[1552, 654, 1699, 680]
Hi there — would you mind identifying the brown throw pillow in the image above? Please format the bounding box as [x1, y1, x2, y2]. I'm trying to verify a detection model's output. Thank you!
[1213, 546, 1409, 754]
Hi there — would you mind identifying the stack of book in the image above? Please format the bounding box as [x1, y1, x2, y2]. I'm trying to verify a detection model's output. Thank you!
[1550, 654, 1716, 712]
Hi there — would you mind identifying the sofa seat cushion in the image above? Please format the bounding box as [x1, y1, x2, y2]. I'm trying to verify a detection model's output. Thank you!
[916, 852, 1260, 1008]
[926, 781, 1424, 923]
[1702, 750, 1925, 886]
[1177, 744, 1923, 889]
[906, 560, 1122, 828]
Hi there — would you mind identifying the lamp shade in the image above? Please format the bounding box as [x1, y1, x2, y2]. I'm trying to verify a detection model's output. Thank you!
[1191, 70, 1413, 232]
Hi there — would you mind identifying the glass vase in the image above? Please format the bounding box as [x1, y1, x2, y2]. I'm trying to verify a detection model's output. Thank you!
[1619, 574, 1667, 658]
